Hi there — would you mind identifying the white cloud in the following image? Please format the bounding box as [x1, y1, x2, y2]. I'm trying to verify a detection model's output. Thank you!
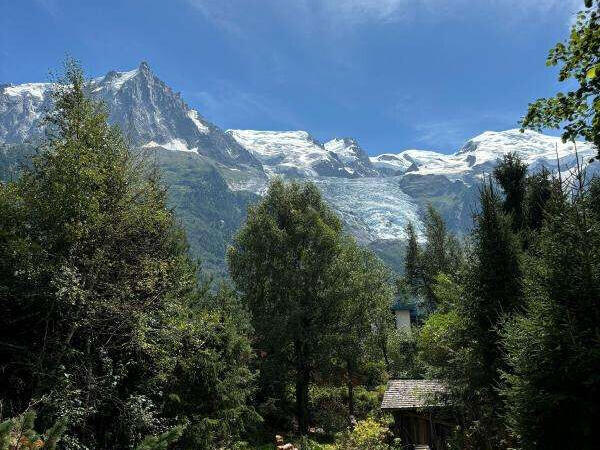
[314, 0, 583, 26]
[186, 0, 584, 37]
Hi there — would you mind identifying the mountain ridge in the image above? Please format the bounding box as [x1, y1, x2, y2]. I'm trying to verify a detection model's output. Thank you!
[2, 62, 597, 274]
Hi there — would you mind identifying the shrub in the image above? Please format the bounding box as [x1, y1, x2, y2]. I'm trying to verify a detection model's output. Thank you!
[337, 418, 390, 450]
[309, 385, 385, 434]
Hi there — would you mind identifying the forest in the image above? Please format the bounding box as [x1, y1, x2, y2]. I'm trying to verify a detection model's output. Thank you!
[0, 1, 599, 449]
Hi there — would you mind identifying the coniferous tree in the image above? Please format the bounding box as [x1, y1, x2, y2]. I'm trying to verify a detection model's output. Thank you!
[501, 176, 600, 450]
[420, 205, 461, 313]
[403, 221, 422, 295]
[523, 166, 554, 233]
[493, 152, 528, 232]
[462, 181, 522, 447]
[0, 60, 257, 449]
[419, 181, 523, 449]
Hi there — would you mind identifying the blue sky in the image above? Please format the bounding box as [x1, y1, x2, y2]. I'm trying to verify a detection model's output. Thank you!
[1, 0, 584, 154]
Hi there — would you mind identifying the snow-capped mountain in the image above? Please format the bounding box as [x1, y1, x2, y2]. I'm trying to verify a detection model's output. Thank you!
[373, 129, 596, 182]
[225, 127, 595, 244]
[370, 150, 443, 175]
[1, 62, 262, 171]
[1, 63, 598, 273]
[226, 129, 375, 178]
[323, 137, 379, 177]
[0, 82, 54, 142]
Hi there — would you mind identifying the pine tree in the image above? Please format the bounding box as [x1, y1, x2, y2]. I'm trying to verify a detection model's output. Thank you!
[456, 180, 523, 448]
[501, 176, 600, 449]
[420, 205, 461, 313]
[403, 221, 422, 295]
[0, 60, 257, 449]
[524, 166, 554, 233]
[420, 180, 523, 449]
[493, 152, 528, 232]
[0, 411, 67, 450]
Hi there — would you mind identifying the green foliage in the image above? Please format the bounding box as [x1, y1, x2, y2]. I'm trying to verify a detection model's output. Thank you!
[453, 181, 522, 447]
[309, 385, 384, 434]
[164, 285, 261, 449]
[0, 411, 67, 450]
[418, 180, 523, 448]
[418, 147, 600, 449]
[406, 205, 463, 314]
[0, 143, 36, 182]
[327, 241, 394, 420]
[134, 425, 184, 450]
[335, 418, 391, 450]
[403, 221, 422, 295]
[0, 60, 257, 449]
[500, 176, 600, 449]
[523, 166, 554, 234]
[418, 309, 466, 378]
[386, 328, 423, 379]
[521, 0, 600, 156]
[493, 152, 528, 232]
[228, 178, 344, 432]
[471, 181, 523, 317]
[228, 179, 394, 433]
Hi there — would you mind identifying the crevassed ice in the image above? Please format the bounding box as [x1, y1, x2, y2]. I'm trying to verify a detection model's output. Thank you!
[312, 176, 423, 242]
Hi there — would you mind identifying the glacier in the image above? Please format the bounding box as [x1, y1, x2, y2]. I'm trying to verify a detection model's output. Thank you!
[2, 62, 598, 272]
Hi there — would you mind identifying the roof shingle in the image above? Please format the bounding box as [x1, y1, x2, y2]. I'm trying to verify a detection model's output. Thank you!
[381, 379, 447, 410]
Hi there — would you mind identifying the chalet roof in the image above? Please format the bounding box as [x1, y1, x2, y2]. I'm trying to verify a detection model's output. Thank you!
[381, 379, 447, 410]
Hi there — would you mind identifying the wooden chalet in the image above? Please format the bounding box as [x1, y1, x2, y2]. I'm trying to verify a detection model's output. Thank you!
[381, 379, 452, 450]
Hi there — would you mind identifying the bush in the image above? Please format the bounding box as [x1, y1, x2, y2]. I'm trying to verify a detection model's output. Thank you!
[336, 418, 390, 450]
[309, 385, 385, 434]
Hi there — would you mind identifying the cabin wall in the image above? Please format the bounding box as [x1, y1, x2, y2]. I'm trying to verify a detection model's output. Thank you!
[391, 411, 450, 450]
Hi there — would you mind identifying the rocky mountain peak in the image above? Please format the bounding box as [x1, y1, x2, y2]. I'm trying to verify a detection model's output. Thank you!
[2, 63, 598, 262]
[1, 64, 262, 171]
[324, 137, 378, 177]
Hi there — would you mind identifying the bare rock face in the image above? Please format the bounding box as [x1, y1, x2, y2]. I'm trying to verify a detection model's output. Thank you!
[0, 62, 261, 170]
[324, 137, 379, 177]
[2, 64, 598, 273]
[0, 82, 53, 143]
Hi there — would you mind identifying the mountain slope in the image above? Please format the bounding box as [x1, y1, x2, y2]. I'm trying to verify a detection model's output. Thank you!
[2, 63, 598, 274]
[323, 137, 379, 177]
[227, 129, 356, 178]
[1, 63, 267, 275]
[374, 129, 596, 182]
[1, 63, 264, 173]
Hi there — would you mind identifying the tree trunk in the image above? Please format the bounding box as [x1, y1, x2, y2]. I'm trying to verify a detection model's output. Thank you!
[347, 364, 355, 419]
[380, 337, 391, 372]
[295, 340, 311, 434]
